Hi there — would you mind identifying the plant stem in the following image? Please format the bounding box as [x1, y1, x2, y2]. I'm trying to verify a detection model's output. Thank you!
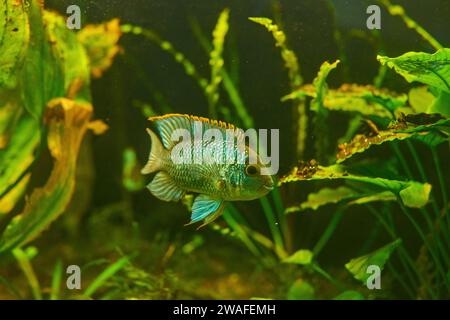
[311, 263, 346, 291]
[13, 248, 42, 300]
[260, 197, 285, 252]
[405, 145, 449, 267]
[397, 197, 448, 291]
[431, 147, 450, 242]
[313, 207, 345, 256]
[366, 205, 424, 296]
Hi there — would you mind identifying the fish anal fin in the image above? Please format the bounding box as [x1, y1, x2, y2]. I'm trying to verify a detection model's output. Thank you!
[147, 171, 184, 202]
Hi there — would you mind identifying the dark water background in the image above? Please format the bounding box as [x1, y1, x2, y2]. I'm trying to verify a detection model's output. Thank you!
[37, 0, 450, 287]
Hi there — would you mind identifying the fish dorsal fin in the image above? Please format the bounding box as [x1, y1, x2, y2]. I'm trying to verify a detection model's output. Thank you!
[147, 171, 185, 202]
[185, 194, 224, 226]
[149, 114, 245, 149]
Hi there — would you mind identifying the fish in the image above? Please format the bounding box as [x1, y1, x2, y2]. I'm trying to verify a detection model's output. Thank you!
[141, 113, 274, 228]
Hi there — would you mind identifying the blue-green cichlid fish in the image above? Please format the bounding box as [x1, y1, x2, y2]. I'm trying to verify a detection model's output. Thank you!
[141, 114, 274, 228]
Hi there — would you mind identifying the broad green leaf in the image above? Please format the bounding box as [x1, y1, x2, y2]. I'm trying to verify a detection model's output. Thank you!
[408, 86, 435, 113]
[20, 0, 64, 120]
[0, 116, 39, 198]
[0, 0, 30, 88]
[287, 279, 315, 300]
[284, 84, 408, 118]
[0, 98, 93, 253]
[283, 249, 313, 265]
[377, 49, 450, 93]
[279, 164, 431, 208]
[0, 174, 30, 215]
[345, 239, 402, 284]
[0, 91, 24, 148]
[43, 11, 91, 100]
[77, 19, 122, 78]
[336, 118, 450, 162]
[285, 187, 397, 214]
[429, 90, 450, 117]
[285, 186, 357, 213]
[348, 191, 396, 205]
[333, 290, 365, 300]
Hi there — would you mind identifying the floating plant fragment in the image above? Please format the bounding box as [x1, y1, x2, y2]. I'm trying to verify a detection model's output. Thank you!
[279, 164, 431, 208]
[345, 239, 402, 284]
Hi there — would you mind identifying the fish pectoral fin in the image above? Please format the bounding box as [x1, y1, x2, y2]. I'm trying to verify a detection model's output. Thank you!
[185, 195, 224, 227]
[147, 171, 184, 202]
[196, 203, 225, 230]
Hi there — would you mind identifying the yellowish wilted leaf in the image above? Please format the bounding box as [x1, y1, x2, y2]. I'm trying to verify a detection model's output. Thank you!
[0, 98, 93, 253]
[77, 18, 122, 78]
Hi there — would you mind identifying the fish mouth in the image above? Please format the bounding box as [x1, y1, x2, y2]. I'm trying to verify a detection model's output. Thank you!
[262, 183, 274, 191]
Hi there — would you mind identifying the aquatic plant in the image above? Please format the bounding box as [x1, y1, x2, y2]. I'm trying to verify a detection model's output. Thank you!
[121, 4, 449, 299]
[0, 0, 120, 253]
[1, 0, 448, 300]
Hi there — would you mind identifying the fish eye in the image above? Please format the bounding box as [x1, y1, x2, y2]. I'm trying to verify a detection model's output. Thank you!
[245, 164, 259, 176]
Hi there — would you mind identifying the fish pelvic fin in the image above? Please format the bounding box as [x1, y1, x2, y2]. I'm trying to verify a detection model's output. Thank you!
[141, 128, 166, 175]
[147, 171, 185, 202]
[184, 195, 225, 229]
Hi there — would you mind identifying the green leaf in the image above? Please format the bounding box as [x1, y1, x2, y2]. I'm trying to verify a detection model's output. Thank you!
[311, 60, 340, 112]
[345, 239, 402, 284]
[285, 186, 357, 213]
[279, 164, 431, 208]
[429, 90, 450, 117]
[83, 256, 131, 297]
[408, 86, 435, 113]
[20, 0, 63, 120]
[287, 279, 315, 300]
[333, 290, 365, 300]
[0, 0, 30, 88]
[283, 249, 313, 265]
[0, 99, 93, 253]
[284, 84, 408, 118]
[285, 187, 397, 214]
[336, 118, 450, 162]
[0, 116, 39, 201]
[377, 49, 450, 93]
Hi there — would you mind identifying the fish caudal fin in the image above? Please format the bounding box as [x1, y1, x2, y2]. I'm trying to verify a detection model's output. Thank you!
[147, 171, 185, 202]
[185, 195, 224, 229]
[141, 128, 166, 175]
